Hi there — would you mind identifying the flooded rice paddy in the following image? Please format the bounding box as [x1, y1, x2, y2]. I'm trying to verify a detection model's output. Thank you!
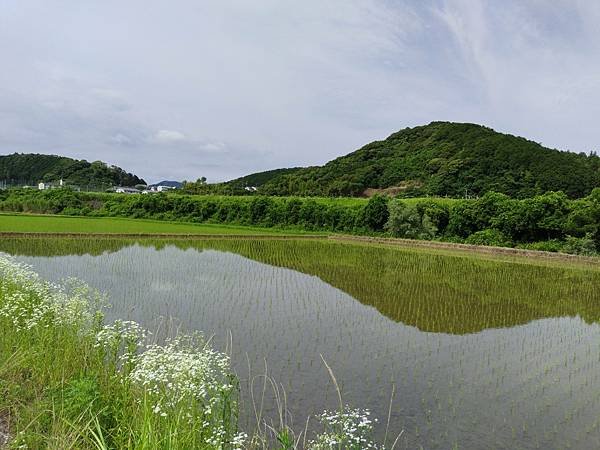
[2, 237, 600, 449]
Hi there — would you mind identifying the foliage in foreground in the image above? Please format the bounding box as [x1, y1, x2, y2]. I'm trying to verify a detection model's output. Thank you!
[0, 254, 388, 449]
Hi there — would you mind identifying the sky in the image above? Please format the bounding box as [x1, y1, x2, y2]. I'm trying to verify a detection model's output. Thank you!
[1, 0, 599, 184]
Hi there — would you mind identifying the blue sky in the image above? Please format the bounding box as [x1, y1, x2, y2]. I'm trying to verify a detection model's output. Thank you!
[1, 0, 599, 183]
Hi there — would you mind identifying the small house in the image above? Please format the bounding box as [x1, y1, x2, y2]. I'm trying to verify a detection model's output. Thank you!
[38, 179, 64, 190]
[115, 187, 140, 194]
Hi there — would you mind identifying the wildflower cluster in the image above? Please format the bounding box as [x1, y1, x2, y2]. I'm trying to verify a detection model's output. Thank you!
[95, 319, 147, 368]
[129, 335, 246, 448]
[309, 406, 381, 450]
[0, 255, 100, 332]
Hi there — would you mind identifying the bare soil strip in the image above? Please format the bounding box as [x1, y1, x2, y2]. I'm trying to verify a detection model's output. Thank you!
[0, 412, 9, 448]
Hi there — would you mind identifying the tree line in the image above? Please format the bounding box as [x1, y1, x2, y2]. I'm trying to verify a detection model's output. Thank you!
[1, 188, 598, 255]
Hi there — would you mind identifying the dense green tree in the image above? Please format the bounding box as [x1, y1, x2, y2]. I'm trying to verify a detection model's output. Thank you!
[446, 201, 479, 238]
[494, 192, 570, 242]
[360, 195, 389, 231]
[414, 200, 450, 234]
[385, 200, 437, 239]
[464, 229, 511, 247]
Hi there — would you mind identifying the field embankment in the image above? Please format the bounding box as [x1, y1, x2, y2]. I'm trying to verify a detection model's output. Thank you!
[330, 235, 600, 266]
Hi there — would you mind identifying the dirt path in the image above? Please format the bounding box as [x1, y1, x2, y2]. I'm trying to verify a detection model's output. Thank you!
[329, 235, 600, 265]
[0, 412, 9, 448]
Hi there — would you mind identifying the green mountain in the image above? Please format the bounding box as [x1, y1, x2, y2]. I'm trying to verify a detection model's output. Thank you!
[0, 153, 145, 188]
[255, 122, 600, 198]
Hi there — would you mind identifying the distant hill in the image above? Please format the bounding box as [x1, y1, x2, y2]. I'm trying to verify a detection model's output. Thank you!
[0, 153, 145, 188]
[148, 180, 182, 188]
[256, 122, 600, 198]
[226, 167, 303, 189]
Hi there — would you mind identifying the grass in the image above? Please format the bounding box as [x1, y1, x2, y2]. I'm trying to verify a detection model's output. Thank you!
[0, 213, 324, 236]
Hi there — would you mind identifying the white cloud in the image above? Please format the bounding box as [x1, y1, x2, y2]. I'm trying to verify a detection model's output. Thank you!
[153, 130, 186, 143]
[199, 141, 225, 152]
[110, 133, 133, 146]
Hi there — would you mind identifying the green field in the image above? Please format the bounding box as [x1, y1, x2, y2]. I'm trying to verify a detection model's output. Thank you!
[0, 213, 320, 235]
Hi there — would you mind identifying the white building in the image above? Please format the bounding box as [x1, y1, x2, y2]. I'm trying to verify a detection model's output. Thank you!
[148, 185, 175, 192]
[115, 187, 140, 194]
[38, 179, 64, 190]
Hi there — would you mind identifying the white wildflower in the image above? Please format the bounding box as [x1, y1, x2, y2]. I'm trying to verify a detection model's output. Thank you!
[0, 254, 103, 333]
[95, 319, 147, 367]
[128, 335, 244, 447]
[309, 406, 381, 450]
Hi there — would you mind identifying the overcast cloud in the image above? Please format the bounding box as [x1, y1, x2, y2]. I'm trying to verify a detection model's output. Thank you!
[1, 0, 599, 183]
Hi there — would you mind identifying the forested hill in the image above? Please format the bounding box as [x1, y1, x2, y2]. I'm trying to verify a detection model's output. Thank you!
[255, 122, 600, 198]
[227, 167, 303, 189]
[0, 153, 145, 188]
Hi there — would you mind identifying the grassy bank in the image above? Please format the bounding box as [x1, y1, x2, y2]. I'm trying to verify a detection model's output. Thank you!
[0, 254, 246, 449]
[0, 254, 387, 449]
